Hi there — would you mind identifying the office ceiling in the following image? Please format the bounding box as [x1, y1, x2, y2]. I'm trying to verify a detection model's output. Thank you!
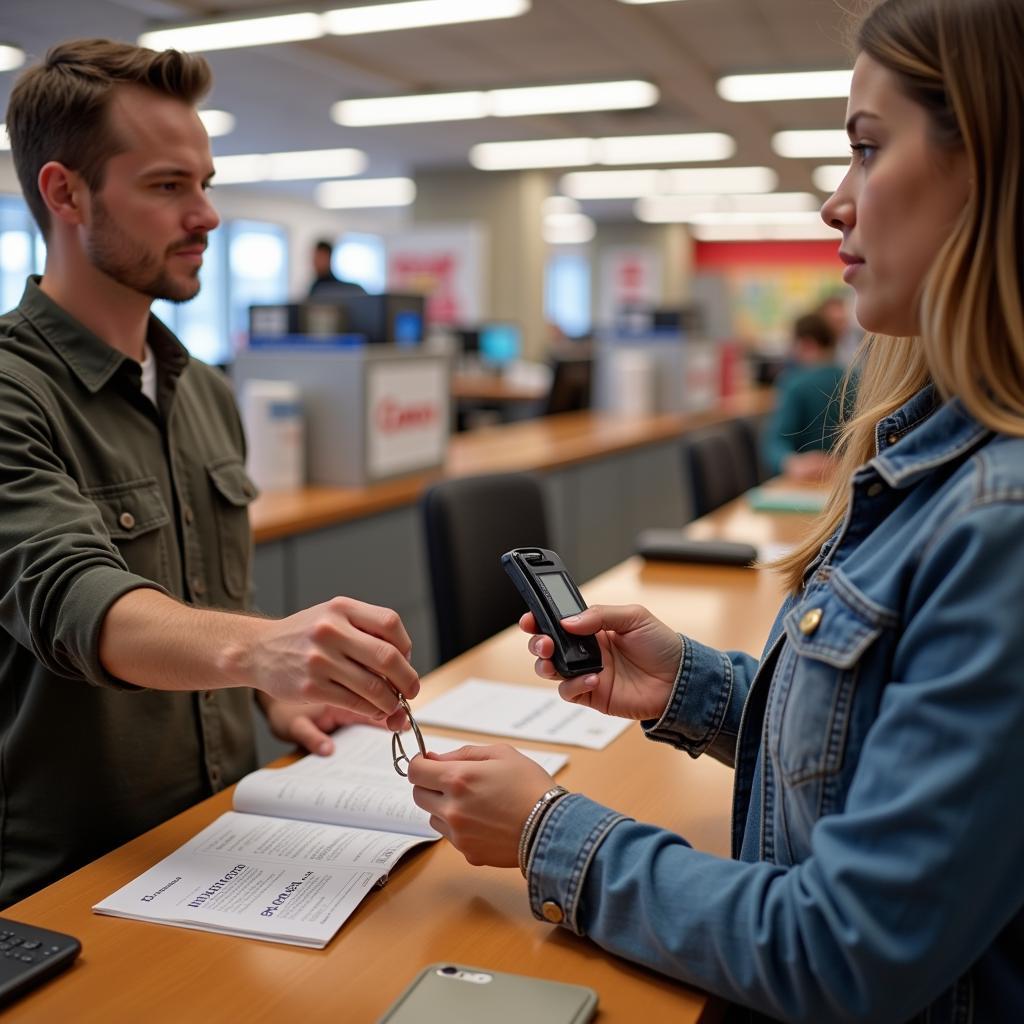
[0, 0, 864, 217]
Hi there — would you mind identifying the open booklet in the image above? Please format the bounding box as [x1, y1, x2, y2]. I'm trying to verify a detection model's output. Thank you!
[93, 725, 567, 948]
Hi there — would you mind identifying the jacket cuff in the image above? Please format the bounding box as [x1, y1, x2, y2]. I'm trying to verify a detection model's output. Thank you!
[642, 634, 734, 756]
[526, 792, 629, 936]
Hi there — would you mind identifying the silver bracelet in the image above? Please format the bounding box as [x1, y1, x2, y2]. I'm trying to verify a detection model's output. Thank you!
[518, 785, 568, 877]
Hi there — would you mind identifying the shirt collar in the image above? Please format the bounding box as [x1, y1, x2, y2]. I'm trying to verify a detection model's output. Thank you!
[15, 276, 190, 394]
[870, 383, 991, 488]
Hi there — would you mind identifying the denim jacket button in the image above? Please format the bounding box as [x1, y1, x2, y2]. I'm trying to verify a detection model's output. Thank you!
[799, 608, 823, 635]
[867, 482, 884, 497]
[541, 900, 565, 924]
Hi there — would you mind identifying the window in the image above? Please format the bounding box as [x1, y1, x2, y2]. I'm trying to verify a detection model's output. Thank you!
[545, 249, 592, 339]
[227, 220, 289, 353]
[0, 195, 45, 311]
[334, 233, 385, 294]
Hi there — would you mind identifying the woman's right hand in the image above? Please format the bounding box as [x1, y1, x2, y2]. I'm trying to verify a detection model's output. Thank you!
[520, 605, 682, 721]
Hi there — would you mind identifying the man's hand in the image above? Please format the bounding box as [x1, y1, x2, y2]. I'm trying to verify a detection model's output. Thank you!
[257, 694, 407, 756]
[233, 596, 419, 718]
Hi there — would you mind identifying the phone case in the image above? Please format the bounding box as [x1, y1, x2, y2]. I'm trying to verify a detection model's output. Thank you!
[377, 963, 598, 1024]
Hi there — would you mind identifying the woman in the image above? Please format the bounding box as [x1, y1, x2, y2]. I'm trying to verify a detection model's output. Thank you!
[409, 0, 1024, 1020]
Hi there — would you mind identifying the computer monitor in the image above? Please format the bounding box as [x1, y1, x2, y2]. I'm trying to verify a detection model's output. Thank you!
[478, 322, 522, 367]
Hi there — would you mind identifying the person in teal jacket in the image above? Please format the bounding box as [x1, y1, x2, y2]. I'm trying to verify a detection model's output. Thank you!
[764, 312, 848, 480]
[408, 0, 1024, 1019]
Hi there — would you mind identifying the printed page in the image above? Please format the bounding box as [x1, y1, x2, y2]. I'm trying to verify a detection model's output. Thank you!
[415, 680, 632, 750]
[233, 726, 569, 836]
[93, 810, 432, 948]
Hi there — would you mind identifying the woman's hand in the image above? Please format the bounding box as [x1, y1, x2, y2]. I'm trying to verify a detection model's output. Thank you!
[408, 745, 555, 867]
[257, 694, 406, 756]
[521, 604, 682, 721]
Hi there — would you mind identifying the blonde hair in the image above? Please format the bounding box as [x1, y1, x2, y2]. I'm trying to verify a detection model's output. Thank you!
[775, 0, 1024, 591]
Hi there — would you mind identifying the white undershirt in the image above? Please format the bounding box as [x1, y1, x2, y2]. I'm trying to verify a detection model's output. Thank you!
[139, 344, 157, 405]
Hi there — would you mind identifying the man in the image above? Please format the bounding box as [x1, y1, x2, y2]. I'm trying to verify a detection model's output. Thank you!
[0, 39, 417, 908]
[307, 238, 367, 300]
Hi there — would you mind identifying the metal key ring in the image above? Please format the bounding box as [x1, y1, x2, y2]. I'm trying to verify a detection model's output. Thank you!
[391, 692, 426, 777]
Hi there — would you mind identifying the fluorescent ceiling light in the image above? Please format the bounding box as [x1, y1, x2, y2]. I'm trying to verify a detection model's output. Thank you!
[214, 148, 367, 184]
[198, 110, 236, 138]
[139, 13, 324, 53]
[598, 132, 734, 164]
[664, 166, 779, 193]
[333, 92, 486, 126]
[316, 177, 417, 208]
[637, 192, 820, 222]
[773, 130, 850, 158]
[324, 0, 529, 34]
[690, 219, 839, 242]
[489, 80, 658, 117]
[0, 124, 9, 150]
[813, 164, 848, 193]
[717, 70, 852, 103]
[542, 196, 580, 217]
[470, 138, 596, 171]
[560, 166, 777, 200]
[334, 79, 657, 126]
[0, 45, 26, 72]
[543, 213, 596, 245]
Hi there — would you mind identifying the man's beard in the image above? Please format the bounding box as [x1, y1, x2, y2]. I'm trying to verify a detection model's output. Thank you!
[86, 196, 205, 303]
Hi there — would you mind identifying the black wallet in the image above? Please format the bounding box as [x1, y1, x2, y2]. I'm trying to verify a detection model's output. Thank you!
[635, 530, 758, 566]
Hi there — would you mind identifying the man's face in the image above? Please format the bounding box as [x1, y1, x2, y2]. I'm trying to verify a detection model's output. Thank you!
[82, 85, 219, 303]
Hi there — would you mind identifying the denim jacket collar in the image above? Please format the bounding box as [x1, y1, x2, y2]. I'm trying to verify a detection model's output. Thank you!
[870, 384, 991, 490]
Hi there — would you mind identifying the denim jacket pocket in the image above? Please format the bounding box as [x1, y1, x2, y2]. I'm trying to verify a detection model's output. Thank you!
[775, 573, 890, 789]
[206, 459, 258, 600]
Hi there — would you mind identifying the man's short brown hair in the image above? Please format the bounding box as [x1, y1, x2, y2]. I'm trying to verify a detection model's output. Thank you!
[5, 38, 212, 236]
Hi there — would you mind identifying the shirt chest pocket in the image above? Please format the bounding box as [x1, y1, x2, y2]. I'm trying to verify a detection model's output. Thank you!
[85, 477, 172, 583]
[773, 575, 891, 787]
[206, 458, 258, 601]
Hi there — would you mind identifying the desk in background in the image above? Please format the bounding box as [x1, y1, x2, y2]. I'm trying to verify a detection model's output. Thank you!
[5, 491, 806, 1023]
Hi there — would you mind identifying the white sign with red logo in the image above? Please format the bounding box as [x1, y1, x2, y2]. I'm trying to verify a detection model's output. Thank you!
[597, 246, 662, 327]
[366, 361, 449, 478]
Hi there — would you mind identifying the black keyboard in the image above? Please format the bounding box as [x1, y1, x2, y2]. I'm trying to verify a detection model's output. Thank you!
[0, 917, 81, 1008]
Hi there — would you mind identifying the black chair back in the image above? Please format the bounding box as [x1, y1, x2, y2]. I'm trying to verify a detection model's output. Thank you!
[544, 357, 593, 415]
[421, 473, 550, 663]
[681, 421, 760, 519]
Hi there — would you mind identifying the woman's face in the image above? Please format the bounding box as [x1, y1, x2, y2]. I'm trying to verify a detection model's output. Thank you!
[821, 53, 970, 337]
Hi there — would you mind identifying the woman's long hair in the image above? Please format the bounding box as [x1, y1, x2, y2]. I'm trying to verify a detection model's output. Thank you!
[775, 0, 1024, 591]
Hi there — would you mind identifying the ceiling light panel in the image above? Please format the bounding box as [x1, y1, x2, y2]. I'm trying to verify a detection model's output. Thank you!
[0, 45, 26, 72]
[198, 110, 236, 138]
[471, 138, 597, 171]
[543, 213, 596, 245]
[214, 148, 367, 184]
[664, 166, 779, 193]
[323, 0, 530, 35]
[637, 192, 820, 222]
[773, 130, 850, 158]
[316, 178, 417, 208]
[717, 70, 852, 102]
[139, 13, 324, 53]
[333, 92, 487, 127]
[598, 132, 734, 164]
[335, 80, 658, 126]
[812, 164, 849, 192]
[690, 219, 839, 241]
[560, 166, 777, 200]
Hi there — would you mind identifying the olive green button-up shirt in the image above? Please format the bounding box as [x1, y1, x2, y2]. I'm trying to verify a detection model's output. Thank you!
[0, 278, 259, 907]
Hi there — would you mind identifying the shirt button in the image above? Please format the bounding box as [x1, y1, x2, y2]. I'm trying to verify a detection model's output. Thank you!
[118, 511, 136, 530]
[867, 482, 884, 497]
[541, 901, 565, 924]
[887, 433, 899, 446]
[183, 506, 195, 525]
[799, 608, 823, 635]
[191, 577, 206, 596]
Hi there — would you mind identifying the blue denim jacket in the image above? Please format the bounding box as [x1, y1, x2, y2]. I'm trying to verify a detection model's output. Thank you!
[528, 386, 1024, 1023]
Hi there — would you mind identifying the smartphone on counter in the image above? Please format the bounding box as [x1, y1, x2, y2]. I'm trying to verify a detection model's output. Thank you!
[501, 547, 603, 678]
[378, 963, 597, 1024]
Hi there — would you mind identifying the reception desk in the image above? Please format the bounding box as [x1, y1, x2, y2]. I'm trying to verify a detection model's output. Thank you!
[250, 391, 774, 675]
[4, 486, 812, 1023]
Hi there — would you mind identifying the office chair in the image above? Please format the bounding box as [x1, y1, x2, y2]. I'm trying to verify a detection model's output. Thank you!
[735, 413, 773, 484]
[421, 472, 550, 663]
[544, 356, 593, 415]
[681, 421, 760, 519]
